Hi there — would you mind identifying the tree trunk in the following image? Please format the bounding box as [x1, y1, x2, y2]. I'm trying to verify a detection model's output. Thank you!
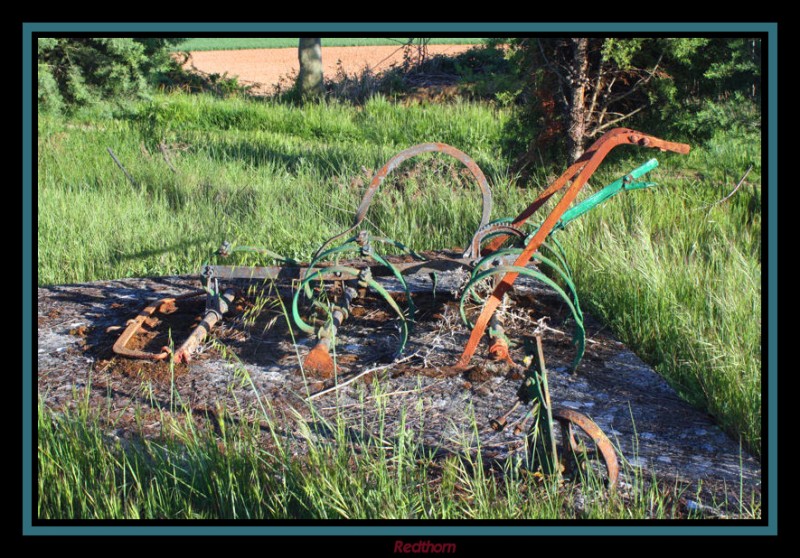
[566, 38, 589, 162]
[297, 38, 323, 98]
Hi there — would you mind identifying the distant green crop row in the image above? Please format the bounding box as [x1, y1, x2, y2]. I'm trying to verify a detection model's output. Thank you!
[173, 37, 486, 51]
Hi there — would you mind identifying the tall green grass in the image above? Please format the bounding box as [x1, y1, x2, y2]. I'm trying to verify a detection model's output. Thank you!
[37, 91, 762, 464]
[38, 389, 699, 520]
[551, 143, 761, 456]
[173, 38, 485, 52]
[38, 93, 509, 284]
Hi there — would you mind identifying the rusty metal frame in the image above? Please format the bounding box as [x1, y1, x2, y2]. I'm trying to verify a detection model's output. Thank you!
[113, 129, 690, 372]
[112, 290, 206, 360]
[456, 128, 690, 367]
[107, 129, 694, 489]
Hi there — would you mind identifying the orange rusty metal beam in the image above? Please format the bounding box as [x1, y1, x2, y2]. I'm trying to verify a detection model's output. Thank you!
[457, 128, 690, 367]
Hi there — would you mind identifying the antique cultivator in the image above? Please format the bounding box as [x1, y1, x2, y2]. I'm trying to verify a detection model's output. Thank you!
[113, 127, 690, 485]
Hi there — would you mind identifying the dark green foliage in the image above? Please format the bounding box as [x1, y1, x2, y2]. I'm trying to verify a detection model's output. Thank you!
[644, 38, 761, 140]
[502, 37, 762, 171]
[37, 37, 183, 113]
[321, 43, 514, 106]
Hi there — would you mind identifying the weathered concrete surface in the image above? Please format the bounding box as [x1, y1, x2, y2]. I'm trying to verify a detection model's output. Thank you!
[37, 274, 760, 512]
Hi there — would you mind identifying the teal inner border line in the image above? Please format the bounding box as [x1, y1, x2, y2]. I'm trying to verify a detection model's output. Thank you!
[23, 22, 777, 536]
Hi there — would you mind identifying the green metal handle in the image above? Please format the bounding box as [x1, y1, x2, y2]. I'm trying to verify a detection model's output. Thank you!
[551, 158, 660, 232]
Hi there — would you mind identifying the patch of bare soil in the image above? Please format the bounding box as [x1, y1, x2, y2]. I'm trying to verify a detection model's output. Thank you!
[37, 267, 761, 516]
[181, 44, 476, 95]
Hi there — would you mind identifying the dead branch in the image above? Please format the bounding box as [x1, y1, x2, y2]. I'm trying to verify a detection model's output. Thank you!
[591, 105, 646, 135]
[698, 165, 754, 211]
[306, 351, 421, 401]
[106, 148, 139, 191]
[159, 143, 178, 173]
[587, 65, 605, 123]
[606, 51, 665, 106]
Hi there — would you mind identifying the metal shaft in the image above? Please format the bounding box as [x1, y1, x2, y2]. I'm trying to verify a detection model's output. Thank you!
[303, 286, 359, 378]
[173, 289, 236, 363]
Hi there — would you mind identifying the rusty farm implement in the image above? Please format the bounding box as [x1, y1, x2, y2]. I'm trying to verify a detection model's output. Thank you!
[112, 127, 690, 486]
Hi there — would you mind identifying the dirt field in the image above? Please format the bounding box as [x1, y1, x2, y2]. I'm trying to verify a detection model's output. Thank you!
[181, 44, 476, 95]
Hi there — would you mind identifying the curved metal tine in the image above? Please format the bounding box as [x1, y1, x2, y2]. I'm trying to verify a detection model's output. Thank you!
[313, 142, 494, 261]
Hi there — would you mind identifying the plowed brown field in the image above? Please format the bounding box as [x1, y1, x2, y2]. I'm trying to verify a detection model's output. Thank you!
[182, 44, 475, 94]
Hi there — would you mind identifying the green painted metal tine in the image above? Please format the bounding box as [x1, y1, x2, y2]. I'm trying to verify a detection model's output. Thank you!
[368, 250, 416, 320]
[292, 265, 361, 334]
[371, 237, 428, 261]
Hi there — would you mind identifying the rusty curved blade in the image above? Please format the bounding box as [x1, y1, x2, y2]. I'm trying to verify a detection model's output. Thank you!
[303, 342, 335, 379]
[553, 408, 619, 489]
[313, 142, 494, 261]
